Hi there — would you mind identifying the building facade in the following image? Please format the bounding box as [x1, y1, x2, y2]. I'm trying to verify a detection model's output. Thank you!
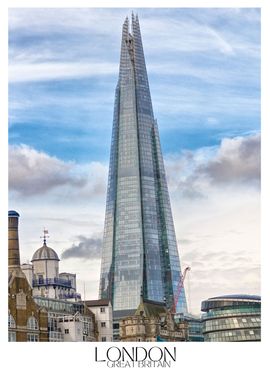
[201, 294, 261, 342]
[21, 233, 81, 301]
[8, 210, 49, 342]
[34, 296, 97, 342]
[119, 298, 188, 342]
[8, 210, 97, 342]
[175, 313, 204, 342]
[86, 299, 113, 342]
[99, 13, 187, 318]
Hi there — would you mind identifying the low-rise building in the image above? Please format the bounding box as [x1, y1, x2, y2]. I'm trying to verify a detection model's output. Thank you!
[21, 232, 81, 302]
[8, 210, 97, 342]
[34, 296, 97, 342]
[119, 298, 188, 342]
[8, 210, 48, 342]
[86, 299, 113, 342]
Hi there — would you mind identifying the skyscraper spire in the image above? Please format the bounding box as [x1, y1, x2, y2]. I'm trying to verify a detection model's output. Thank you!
[99, 15, 187, 317]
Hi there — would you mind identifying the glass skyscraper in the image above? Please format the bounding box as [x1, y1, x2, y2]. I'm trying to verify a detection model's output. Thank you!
[99, 14, 187, 317]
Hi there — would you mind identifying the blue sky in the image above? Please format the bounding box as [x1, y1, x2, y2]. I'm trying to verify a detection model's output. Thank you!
[8, 8, 260, 313]
[9, 8, 260, 162]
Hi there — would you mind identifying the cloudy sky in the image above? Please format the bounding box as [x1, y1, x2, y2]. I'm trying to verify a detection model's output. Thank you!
[8, 8, 260, 314]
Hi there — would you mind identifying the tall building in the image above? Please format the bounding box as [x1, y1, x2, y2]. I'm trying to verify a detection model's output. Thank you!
[99, 14, 187, 317]
[201, 294, 261, 342]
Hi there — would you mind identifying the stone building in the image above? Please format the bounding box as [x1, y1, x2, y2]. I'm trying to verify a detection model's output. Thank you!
[119, 297, 188, 342]
[8, 210, 48, 342]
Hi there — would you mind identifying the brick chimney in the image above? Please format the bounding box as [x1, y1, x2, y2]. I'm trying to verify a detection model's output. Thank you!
[8, 210, 21, 269]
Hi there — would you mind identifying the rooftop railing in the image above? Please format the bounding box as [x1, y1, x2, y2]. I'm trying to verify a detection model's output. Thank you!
[32, 277, 72, 288]
[58, 293, 81, 300]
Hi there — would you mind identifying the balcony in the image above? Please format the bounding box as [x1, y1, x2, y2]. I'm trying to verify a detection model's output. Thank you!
[32, 277, 72, 288]
[58, 293, 81, 300]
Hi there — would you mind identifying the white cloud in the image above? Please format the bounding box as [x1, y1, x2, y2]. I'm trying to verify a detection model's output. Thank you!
[9, 62, 118, 83]
[165, 135, 260, 312]
[142, 17, 235, 56]
[165, 133, 260, 199]
[9, 144, 108, 198]
[201, 134, 260, 185]
[9, 144, 86, 195]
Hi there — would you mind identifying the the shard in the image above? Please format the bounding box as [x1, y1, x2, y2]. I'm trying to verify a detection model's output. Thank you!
[99, 14, 187, 317]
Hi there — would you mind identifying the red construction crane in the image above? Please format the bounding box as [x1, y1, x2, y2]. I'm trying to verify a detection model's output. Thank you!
[171, 266, 191, 314]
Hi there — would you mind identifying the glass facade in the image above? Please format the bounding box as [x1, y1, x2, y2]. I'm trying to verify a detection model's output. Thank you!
[201, 294, 261, 342]
[99, 14, 187, 316]
[175, 313, 204, 342]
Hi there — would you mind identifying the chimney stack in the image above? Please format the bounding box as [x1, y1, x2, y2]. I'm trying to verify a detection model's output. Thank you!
[8, 210, 21, 269]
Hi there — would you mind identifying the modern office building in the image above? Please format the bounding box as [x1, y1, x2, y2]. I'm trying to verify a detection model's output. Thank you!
[201, 294, 261, 342]
[99, 14, 187, 318]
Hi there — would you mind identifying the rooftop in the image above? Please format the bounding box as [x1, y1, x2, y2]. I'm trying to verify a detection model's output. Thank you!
[8, 210, 20, 217]
[85, 299, 111, 307]
[208, 294, 261, 301]
[32, 244, 60, 261]
[135, 298, 167, 318]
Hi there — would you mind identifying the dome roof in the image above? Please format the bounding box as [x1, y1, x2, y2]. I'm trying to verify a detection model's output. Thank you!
[31, 243, 60, 262]
[8, 210, 20, 217]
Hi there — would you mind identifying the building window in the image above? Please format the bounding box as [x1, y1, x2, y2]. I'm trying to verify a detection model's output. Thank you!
[27, 316, 38, 330]
[8, 331, 16, 342]
[27, 334, 39, 342]
[101, 337, 106, 342]
[64, 329, 69, 334]
[101, 322, 106, 328]
[8, 313, 16, 328]
[100, 307, 105, 313]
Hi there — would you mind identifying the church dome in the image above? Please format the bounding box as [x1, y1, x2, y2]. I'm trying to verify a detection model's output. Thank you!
[31, 243, 60, 262]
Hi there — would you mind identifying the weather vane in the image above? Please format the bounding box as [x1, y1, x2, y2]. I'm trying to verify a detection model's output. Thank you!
[40, 228, 49, 245]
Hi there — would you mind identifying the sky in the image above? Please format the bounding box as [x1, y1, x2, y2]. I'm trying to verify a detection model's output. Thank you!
[8, 7, 260, 314]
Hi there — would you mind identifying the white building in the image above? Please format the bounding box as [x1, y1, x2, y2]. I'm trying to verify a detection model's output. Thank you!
[86, 299, 113, 342]
[58, 312, 94, 342]
[21, 236, 81, 301]
[34, 296, 97, 342]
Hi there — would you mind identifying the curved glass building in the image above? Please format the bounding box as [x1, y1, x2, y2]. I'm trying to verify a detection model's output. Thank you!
[99, 14, 187, 318]
[201, 294, 261, 342]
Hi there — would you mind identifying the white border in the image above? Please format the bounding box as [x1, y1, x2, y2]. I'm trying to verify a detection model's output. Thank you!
[1, 1, 268, 379]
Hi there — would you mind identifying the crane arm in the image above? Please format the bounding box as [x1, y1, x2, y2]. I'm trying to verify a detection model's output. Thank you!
[171, 266, 191, 314]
